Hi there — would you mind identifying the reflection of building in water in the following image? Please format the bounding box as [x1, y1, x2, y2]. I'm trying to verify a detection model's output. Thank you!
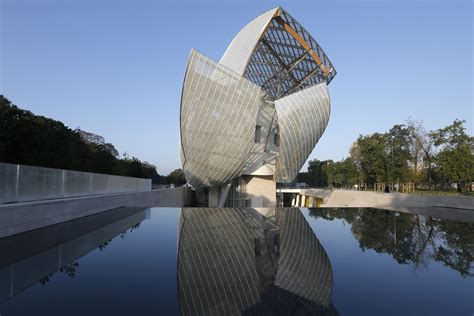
[177, 208, 338, 315]
[0, 207, 149, 303]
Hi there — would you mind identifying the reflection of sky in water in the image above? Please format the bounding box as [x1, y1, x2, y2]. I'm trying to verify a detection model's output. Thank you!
[0, 207, 472, 316]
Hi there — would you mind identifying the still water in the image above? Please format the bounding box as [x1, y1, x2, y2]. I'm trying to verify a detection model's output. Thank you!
[0, 207, 472, 315]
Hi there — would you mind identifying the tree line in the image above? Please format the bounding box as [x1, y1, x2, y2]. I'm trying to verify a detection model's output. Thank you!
[0, 95, 186, 185]
[298, 119, 473, 193]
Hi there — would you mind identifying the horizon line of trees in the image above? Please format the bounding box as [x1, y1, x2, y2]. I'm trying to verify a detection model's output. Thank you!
[0, 95, 186, 185]
[298, 119, 473, 193]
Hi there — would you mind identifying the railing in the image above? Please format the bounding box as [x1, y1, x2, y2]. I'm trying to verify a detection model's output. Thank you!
[0, 162, 151, 204]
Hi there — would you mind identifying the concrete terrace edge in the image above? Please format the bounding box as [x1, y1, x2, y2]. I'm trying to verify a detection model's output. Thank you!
[0, 187, 192, 238]
[311, 189, 474, 210]
[280, 188, 474, 222]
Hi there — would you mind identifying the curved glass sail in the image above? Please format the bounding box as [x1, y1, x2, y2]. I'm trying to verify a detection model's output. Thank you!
[180, 50, 265, 188]
[275, 82, 330, 183]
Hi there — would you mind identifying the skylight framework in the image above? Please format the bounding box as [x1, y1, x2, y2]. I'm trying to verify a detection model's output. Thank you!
[244, 9, 336, 98]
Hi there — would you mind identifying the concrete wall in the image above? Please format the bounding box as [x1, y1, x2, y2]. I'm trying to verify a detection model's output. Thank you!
[282, 188, 474, 221]
[208, 187, 220, 207]
[245, 175, 276, 207]
[307, 189, 474, 210]
[0, 187, 192, 238]
[0, 163, 151, 204]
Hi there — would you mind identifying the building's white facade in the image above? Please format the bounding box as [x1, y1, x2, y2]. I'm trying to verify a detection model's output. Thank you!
[180, 7, 336, 207]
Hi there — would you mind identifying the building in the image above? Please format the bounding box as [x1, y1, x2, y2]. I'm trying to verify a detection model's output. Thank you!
[180, 7, 336, 207]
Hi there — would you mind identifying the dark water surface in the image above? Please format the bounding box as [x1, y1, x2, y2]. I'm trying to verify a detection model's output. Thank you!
[0, 207, 472, 315]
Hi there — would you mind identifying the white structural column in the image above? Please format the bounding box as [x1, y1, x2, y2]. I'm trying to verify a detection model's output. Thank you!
[180, 50, 265, 189]
[275, 82, 330, 183]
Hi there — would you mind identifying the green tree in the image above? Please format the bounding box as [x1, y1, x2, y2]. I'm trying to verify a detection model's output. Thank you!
[307, 159, 333, 187]
[166, 169, 186, 186]
[353, 133, 388, 186]
[0, 95, 164, 184]
[338, 157, 359, 187]
[430, 119, 474, 192]
[385, 124, 412, 183]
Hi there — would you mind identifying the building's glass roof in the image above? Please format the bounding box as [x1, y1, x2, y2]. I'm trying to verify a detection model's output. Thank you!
[244, 8, 336, 99]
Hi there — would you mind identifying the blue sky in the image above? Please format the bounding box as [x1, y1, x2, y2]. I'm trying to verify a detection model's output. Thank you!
[1, 0, 472, 175]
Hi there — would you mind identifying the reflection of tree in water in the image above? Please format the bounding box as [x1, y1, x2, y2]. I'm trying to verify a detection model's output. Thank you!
[434, 220, 474, 277]
[129, 222, 141, 232]
[309, 209, 474, 277]
[36, 221, 143, 287]
[120, 223, 142, 240]
[99, 239, 112, 250]
[40, 274, 52, 285]
[39, 262, 80, 285]
[60, 262, 80, 278]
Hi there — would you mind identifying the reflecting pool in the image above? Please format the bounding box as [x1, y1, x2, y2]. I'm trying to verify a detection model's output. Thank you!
[0, 207, 472, 315]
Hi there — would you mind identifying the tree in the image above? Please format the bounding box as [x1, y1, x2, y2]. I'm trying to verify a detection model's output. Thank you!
[166, 169, 186, 186]
[307, 159, 332, 187]
[340, 157, 359, 187]
[406, 119, 436, 188]
[354, 133, 388, 186]
[322, 160, 336, 187]
[430, 119, 474, 192]
[385, 124, 412, 183]
[77, 129, 119, 157]
[0, 95, 164, 184]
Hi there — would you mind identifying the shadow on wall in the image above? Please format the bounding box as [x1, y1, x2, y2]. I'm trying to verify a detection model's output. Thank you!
[245, 192, 276, 207]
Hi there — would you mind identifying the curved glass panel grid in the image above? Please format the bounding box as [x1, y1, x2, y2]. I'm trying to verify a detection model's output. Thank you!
[219, 6, 336, 99]
[275, 82, 330, 183]
[180, 50, 265, 188]
[219, 7, 279, 76]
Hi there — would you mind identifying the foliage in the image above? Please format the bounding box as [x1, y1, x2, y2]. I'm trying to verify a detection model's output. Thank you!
[0, 95, 167, 184]
[355, 133, 388, 185]
[429, 119, 474, 192]
[300, 119, 473, 191]
[166, 168, 186, 186]
[385, 124, 412, 183]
